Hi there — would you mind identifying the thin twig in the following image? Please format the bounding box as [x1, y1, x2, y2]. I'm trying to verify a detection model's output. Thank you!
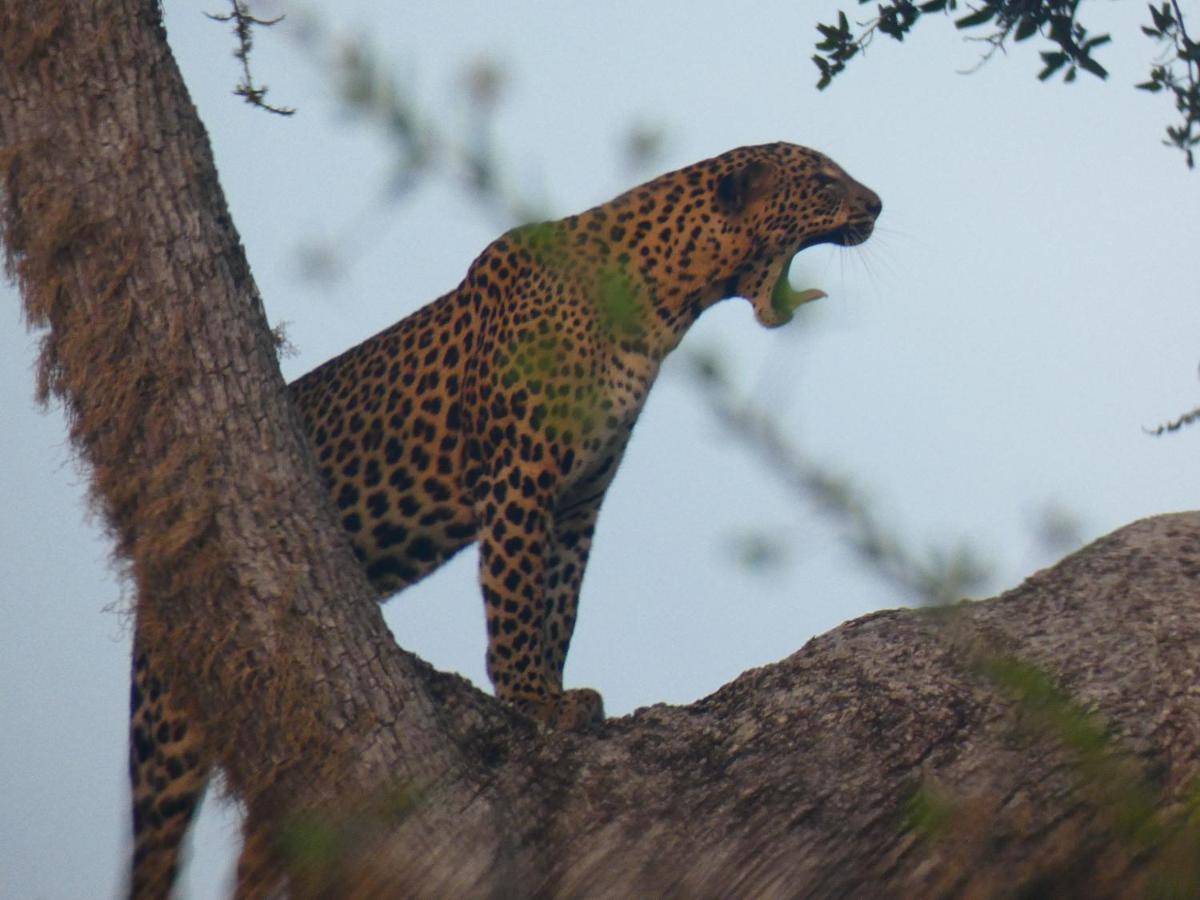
[207, 1, 295, 116]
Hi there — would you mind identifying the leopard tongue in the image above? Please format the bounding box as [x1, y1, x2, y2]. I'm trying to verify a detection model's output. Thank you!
[746, 256, 826, 328]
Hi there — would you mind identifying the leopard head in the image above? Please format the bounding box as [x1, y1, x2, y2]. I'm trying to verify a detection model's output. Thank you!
[709, 142, 881, 327]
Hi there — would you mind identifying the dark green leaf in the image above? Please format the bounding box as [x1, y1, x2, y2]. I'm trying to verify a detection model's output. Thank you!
[1142, 25, 1162, 37]
[955, 4, 996, 28]
[1149, 2, 1173, 32]
[1078, 54, 1109, 79]
[1136, 79, 1164, 92]
[813, 55, 834, 90]
[919, 0, 947, 11]
[1047, 15, 1073, 48]
[1014, 17, 1039, 41]
[1037, 51, 1068, 80]
[1082, 34, 1111, 51]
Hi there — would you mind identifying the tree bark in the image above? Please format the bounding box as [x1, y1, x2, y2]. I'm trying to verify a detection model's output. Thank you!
[3, 4, 1199, 898]
[0, 1, 503, 892]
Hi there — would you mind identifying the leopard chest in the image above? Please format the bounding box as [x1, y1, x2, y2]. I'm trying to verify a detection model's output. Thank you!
[547, 347, 660, 505]
[468, 321, 657, 501]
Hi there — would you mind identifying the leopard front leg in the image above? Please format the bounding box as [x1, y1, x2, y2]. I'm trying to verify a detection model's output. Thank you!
[542, 494, 601, 690]
[476, 469, 603, 730]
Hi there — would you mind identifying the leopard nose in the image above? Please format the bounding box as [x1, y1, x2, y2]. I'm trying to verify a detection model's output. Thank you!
[863, 188, 882, 218]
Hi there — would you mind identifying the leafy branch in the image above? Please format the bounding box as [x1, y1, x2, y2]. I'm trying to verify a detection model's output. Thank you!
[1138, 0, 1200, 167]
[814, 0, 1111, 87]
[814, 0, 1199, 166]
[1147, 405, 1200, 434]
[1145, 362, 1200, 435]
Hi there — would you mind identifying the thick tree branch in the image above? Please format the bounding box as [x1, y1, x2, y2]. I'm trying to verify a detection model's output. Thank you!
[276, 513, 1200, 897]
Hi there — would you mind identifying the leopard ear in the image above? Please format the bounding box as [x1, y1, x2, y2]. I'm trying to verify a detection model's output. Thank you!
[715, 159, 777, 214]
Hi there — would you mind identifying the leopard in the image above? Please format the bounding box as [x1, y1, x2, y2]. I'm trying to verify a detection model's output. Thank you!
[126, 142, 880, 897]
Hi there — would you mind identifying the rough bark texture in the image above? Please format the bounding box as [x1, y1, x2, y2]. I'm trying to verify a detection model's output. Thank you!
[0, 2, 503, 893]
[4, 4, 1200, 899]
[508, 515, 1200, 898]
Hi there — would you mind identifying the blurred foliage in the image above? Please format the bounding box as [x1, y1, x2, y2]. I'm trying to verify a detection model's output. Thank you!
[729, 531, 793, 573]
[900, 779, 961, 844]
[596, 267, 647, 339]
[1030, 500, 1085, 557]
[813, 0, 1199, 167]
[688, 346, 993, 605]
[277, 780, 426, 891]
[623, 121, 670, 170]
[279, 8, 666, 281]
[904, 654, 1200, 894]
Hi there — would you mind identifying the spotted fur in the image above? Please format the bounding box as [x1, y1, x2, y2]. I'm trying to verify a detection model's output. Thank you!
[127, 142, 880, 897]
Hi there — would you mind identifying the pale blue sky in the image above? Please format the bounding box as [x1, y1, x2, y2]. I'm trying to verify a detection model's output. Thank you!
[3, 2, 1198, 897]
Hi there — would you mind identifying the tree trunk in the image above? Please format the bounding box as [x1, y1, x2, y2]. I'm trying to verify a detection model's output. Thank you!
[0, 1, 502, 892]
[3, 4, 1199, 898]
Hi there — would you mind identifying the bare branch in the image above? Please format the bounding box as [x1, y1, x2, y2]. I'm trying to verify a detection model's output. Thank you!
[206, 0, 296, 116]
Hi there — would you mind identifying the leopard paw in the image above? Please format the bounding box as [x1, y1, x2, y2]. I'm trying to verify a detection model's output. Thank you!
[517, 688, 605, 732]
[550, 688, 605, 731]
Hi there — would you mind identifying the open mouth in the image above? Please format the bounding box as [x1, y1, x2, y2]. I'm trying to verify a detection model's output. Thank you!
[725, 207, 878, 330]
[797, 217, 876, 252]
[739, 252, 823, 330]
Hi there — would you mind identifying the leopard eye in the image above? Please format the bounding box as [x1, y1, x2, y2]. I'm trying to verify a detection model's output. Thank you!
[813, 171, 840, 187]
